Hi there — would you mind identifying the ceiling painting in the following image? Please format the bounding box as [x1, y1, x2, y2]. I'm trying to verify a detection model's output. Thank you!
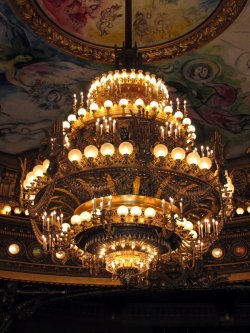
[9, 0, 247, 63]
[37, 0, 125, 47]
[132, 0, 220, 47]
[0, 0, 249, 160]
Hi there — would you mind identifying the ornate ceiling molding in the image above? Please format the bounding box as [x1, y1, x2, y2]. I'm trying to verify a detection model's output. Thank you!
[9, 0, 247, 63]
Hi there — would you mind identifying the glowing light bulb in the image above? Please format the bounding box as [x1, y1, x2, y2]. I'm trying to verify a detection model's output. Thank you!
[104, 100, 113, 108]
[100, 143, 115, 156]
[236, 207, 244, 215]
[119, 99, 128, 108]
[119, 142, 133, 155]
[33, 165, 44, 177]
[171, 147, 185, 160]
[80, 211, 92, 222]
[144, 207, 156, 218]
[70, 215, 81, 225]
[186, 152, 200, 165]
[84, 145, 98, 158]
[63, 121, 70, 129]
[153, 144, 168, 158]
[90, 102, 99, 112]
[135, 99, 144, 108]
[78, 108, 87, 116]
[117, 205, 129, 216]
[67, 114, 76, 123]
[68, 149, 82, 162]
[130, 206, 142, 216]
[199, 157, 212, 170]
[164, 105, 173, 113]
[150, 101, 158, 110]
[42, 159, 50, 172]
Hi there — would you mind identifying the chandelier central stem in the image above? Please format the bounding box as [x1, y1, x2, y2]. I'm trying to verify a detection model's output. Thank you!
[125, 0, 132, 49]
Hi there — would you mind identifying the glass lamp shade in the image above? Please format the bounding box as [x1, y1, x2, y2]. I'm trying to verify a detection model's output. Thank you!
[67, 114, 76, 123]
[164, 105, 173, 113]
[68, 149, 82, 162]
[14, 207, 21, 214]
[70, 214, 81, 225]
[182, 118, 191, 126]
[171, 147, 186, 160]
[23, 179, 30, 189]
[119, 142, 133, 155]
[247, 206, 250, 213]
[8, 243, 20, 255]
[4, 205, 11, 213]
[176, 219, 185, 227]
[121, 69, 128, 79]
[104, 100, 113, 108]
[80, 211, 92, 222]
[130, 206, 142, 216]
[90, 102, 99, 112]
[212, 247, 223, 259]
[119, 98, 128, 107]
[150, 101, 159, 109]
[186, 152, 200, 165]
[24, 209, 29, 216]
[63, 121, 70, 129]
[117, 205, 129, 216]
[84, 145, 98, 158]
[130, 70, 136, 79]
[26, 172, 36, 183]
[33, 165, 44, 177]
[100, 143, 115, 156]
[183, 221, 194, 231]
[174, 111, 183, 119]
[144, 207, 156, 218]
[135, 98, 144, 108]
[62, 223, 70, 232]
[42, 159, 50, 172]
[199, 157, 212, 170]
[153, 144, 168, 158]
[78, 108, 87, 116]
[236, 207, 244, 215]
[55, 251, 66, 260]
[227, 182, 235, 193]
[187, 125, 196, 132]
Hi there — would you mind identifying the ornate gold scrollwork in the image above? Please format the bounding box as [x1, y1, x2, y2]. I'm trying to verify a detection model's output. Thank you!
[9, 0, 247, 63]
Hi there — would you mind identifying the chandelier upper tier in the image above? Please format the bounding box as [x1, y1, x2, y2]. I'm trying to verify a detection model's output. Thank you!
[22, 68, 234, 283]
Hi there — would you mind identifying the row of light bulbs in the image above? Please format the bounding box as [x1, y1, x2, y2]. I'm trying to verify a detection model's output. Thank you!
[64, 98, 188, 128]
[87, 69, 169, 99]
[236, 206, 250, 215]
[67, 142, 213, 170]
[1, 205, 29, 216]
[23, 159, 50, 189]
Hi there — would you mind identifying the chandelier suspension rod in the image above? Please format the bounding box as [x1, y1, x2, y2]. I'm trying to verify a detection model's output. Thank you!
[125, 0, 132, 49]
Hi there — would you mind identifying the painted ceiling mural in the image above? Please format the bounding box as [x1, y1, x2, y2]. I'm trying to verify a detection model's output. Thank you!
[36, 0, 220, 48]
[0, 0, 249, 160]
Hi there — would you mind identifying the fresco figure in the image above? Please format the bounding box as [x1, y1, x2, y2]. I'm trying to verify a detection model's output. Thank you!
[96, 4, 122, 36]
[39, 0, 102, 34]
[133, 12, 151, 40]
[0, 54, 32, 90]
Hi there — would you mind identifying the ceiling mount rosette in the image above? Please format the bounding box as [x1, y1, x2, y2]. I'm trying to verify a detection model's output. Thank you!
[9, 0, 247, 63]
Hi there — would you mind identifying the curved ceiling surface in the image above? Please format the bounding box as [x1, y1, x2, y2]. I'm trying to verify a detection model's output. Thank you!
[0, 0, 249, 160]
[10, 0, 246, 62]
[36, 0, 219, 48]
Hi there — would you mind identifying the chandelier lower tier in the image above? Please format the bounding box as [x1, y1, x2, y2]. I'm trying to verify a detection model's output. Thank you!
[22, 69, 234, 283]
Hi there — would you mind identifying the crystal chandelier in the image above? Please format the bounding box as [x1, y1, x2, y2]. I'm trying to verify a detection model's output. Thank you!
[22, 64, 234, 283]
